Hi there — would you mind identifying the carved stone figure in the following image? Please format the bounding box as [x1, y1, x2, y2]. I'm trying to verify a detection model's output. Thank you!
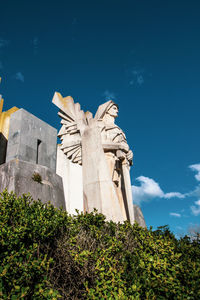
[53, 92, 135, 223]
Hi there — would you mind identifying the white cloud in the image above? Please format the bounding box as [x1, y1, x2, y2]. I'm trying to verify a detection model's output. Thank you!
[187, 184, 200, 199]
[14, 72, 24, 82]
[164, 192, 185, 199]
[132, 176, 185, 205]
[137, 75, 144, 86]
[191, 206, 200, 216]
[191, 199, 200, 216]
[195, 199, 200, 205]
[131, 163, 200, 215]
[129, 69, 144, 86]
[103, 90, 116, 100]
[188, 163, 200, 216]
[31, 37, 39, 54]
[176, 226, 183, 230]
[189, 164, 200, 181]
[170, 212, 181, 217]
[0, 38, 9, 48]
[32, 37, 39, 46]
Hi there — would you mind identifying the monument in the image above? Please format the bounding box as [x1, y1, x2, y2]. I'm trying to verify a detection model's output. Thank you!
[53, 92, 135, 223]
[0, 89, 145, 227]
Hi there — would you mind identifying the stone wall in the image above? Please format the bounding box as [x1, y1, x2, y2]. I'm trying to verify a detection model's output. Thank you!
[6, 109, 57, 171]
[0, 159, 65, 209]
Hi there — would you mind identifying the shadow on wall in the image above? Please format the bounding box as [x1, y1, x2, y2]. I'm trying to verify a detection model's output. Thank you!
[0, 133, 7, 165]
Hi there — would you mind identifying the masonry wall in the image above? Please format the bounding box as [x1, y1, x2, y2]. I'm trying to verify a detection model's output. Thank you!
[0, 159, 65, 209]
[0, 108, 65, 209]
[6, 109, 57, 171]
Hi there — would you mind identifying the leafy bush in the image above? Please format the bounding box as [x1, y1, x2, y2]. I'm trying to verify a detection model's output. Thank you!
[0, 190, 67, 299]
[0, 190, 200, 299]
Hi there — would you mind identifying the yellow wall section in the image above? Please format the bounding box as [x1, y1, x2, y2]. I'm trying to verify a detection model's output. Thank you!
[0, 98, 19, 140]
[0, 97, 3, 115]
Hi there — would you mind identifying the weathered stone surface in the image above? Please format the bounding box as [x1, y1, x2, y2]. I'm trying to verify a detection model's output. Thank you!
[6, 109, 57, 171]
[56, 145, 83, 214]
[52, 92, 84, 165]
[0, 159, 65, 209]
[53, 92, 135, 223]
[134, 204, 146, 228]
[81, 119, 125, 222]
[0, 98, 19, 165]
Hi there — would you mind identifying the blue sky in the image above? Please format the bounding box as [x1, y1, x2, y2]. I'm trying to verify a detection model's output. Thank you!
[0, 0, 200, 235]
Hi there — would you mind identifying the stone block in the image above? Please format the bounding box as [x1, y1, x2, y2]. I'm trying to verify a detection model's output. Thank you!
[0, 159, 65, 209]
[6, 109, 57, 171]
[133, 204, 146, 228]
[56, 145, 83, 214]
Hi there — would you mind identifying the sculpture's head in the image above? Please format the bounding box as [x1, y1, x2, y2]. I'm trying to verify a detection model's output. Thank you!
[106, 103, 118, 118]
[95, 100, 119, 121]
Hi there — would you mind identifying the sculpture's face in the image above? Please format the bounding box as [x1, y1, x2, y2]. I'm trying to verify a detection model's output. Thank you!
[107, 104, 118, 118]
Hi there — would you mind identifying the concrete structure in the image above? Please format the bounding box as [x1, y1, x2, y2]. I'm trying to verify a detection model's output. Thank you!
[0, 159, 65, 209]
[0, 106, 66, 209]
[0, 97, 19, 164]
[0, 94, 145, 226]
[57, 143, 146, 227]
[53, 92, 136, 223]
[134, 205, 146, 228]
[6, 109, 57, 170]
[56, 144, 83, 213]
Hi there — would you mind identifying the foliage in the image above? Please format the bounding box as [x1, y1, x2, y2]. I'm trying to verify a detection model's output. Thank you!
[32, 172, 42, 184]
[0, 190, 67, 299]
[0, 191, 200, 299]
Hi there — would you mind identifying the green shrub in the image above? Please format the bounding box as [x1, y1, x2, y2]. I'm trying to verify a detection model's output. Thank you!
[0, 190, 200, 299]
[32, 172, 42, 184]
[0, 190, 68, 299]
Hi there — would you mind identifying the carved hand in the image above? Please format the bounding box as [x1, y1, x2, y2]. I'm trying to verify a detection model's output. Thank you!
[126, 150, 133, 162]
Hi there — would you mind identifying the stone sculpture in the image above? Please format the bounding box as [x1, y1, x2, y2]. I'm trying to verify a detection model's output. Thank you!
[53, 92, 135, 223]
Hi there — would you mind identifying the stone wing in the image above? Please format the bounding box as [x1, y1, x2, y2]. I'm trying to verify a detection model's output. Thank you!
[52, 92, 85, 165]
